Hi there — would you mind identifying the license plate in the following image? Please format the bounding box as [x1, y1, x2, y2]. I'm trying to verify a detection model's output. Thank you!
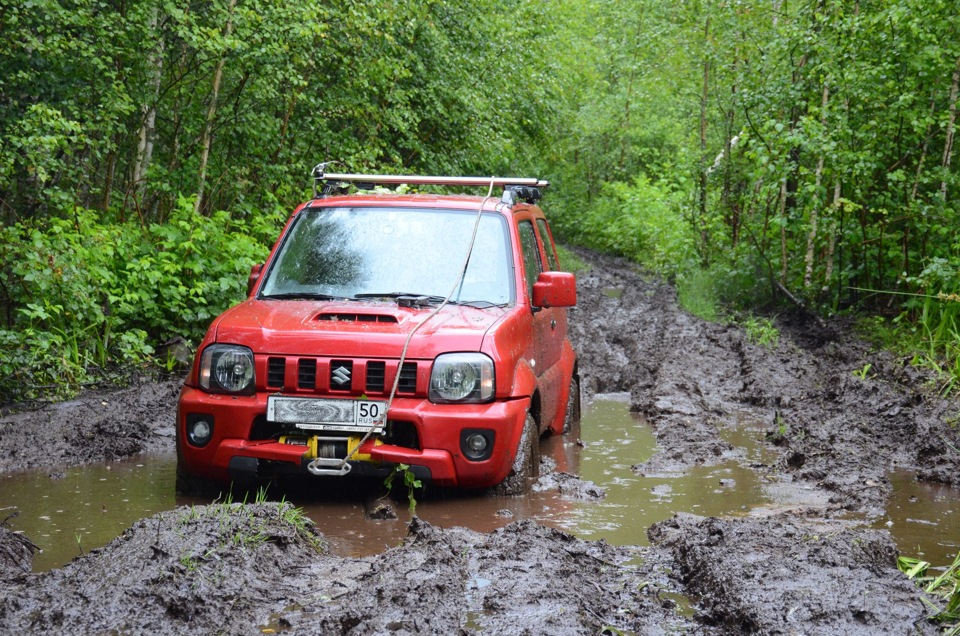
[267, 396, 387, 433]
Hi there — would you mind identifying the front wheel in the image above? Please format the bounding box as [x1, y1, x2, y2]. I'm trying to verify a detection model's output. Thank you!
[175, 458, 228, 499]
[494, 414, 540, 496]
[562, 376, 581, 435]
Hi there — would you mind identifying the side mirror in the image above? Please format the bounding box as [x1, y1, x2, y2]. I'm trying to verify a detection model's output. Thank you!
[247, 263, 263, 296]
[532, 271, 577, 309]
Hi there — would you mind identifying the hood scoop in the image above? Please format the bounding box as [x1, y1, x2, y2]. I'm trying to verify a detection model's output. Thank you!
[315, 312, 398, 324]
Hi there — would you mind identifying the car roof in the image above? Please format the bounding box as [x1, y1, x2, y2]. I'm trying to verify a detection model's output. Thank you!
[303, 192, 542, 215]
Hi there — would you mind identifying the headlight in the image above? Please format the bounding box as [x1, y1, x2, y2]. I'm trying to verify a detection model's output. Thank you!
[199, 344, 255, 394]
[429, 353, 494, 403]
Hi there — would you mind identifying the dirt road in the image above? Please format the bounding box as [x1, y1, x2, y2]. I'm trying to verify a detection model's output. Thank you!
[1, 249, 957, 634]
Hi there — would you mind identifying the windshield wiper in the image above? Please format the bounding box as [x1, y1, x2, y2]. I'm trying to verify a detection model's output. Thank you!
[353, 292, 451, 307]
[261, 292, 353, 301]
[456, 300, 508, 309]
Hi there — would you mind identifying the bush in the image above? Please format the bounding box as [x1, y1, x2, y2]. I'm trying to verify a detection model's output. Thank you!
[0, 198, 283, 402]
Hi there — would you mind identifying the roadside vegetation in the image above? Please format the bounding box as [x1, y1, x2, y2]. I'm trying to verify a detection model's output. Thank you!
[1, 1, 958, 407]
[900, 553, 960, 635]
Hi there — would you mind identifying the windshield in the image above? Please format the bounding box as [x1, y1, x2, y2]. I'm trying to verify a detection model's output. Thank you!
[260, 206, 514, 305]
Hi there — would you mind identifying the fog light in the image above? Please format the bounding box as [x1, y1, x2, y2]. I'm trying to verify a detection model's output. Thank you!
[460, 429, 494, 461]
[188, 417, 213, 446]
[466, 434, 488, 453]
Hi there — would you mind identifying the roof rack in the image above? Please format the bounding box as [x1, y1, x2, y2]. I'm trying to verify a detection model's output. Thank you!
[312, 165, 549, 203]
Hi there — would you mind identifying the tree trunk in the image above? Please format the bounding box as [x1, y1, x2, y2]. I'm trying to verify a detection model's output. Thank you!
[133, 6, 164, 208]
[779, 178, 788, 284]
[698, 17, 711, 265]
[911, 91, 937, 202]
[804, 83, 829, 290]
[823, 180, 841, 293]
[939, 55, 960, 201]
[195, 0, 237, 215]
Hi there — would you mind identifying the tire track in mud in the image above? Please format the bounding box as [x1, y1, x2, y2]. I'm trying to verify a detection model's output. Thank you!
[571, 249, 959, 514]
[569, 248, 958, 634]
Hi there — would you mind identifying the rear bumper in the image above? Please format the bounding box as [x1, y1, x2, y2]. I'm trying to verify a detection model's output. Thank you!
[177, 386, 530, 489]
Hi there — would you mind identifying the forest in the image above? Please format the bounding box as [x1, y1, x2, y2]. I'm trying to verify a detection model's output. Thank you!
[2, 0, 959, 402]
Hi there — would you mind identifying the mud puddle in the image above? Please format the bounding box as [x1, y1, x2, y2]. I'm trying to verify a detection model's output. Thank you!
[874, 468, 960, 565]
[9, 395, 943, 575]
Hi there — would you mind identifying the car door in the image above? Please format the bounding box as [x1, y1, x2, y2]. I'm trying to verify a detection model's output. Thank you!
[516, 215, 564, 430]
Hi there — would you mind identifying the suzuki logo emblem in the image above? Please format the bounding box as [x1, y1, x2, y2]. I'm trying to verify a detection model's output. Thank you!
[332, 365, 351, 386]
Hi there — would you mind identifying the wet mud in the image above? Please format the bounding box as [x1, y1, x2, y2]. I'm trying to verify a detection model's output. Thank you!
[649, 513, 932, 634]
[1, 248, 959, 633]
[0, 377, 180, 473]
[0, 503, 691, 635]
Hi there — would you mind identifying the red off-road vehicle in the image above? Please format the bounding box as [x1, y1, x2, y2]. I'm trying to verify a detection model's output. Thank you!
[176, 170, 579, 495]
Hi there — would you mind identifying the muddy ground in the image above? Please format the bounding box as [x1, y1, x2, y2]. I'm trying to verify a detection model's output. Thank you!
[1, 249, 958, 634]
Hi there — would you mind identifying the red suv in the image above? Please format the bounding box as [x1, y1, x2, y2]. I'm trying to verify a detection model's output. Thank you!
[176, 170, 578, 495]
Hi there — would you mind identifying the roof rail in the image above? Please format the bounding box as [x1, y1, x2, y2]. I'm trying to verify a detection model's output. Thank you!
[312, 165, 549, 200]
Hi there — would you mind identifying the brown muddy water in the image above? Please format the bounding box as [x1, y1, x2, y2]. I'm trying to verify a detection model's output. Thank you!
[2, 397, 958, 572]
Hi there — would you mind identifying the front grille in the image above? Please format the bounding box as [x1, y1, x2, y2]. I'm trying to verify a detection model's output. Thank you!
[298, 359, 317, 389]
[398, 362, 417, 393]
[366, 361, 386, 393]
[260, 356, 421, 396]
[267, 358, 285, 388]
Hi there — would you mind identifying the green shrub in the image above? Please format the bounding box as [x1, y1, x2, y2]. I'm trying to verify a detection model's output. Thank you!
[0, 199, 283, 402]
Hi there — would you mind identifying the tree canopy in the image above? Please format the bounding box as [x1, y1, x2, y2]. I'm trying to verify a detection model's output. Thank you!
[2, 0, 959, 400]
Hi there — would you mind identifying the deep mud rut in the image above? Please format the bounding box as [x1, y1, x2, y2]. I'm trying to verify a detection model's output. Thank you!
[1, 249, 959, 634]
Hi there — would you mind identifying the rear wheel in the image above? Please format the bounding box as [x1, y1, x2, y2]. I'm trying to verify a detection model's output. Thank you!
[495, 414, 540, 496]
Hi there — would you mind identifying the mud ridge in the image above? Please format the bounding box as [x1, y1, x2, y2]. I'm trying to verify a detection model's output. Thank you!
[649, 513, 935, 634]
[0, 377, 181, 473]
[0, 503, 696, 635]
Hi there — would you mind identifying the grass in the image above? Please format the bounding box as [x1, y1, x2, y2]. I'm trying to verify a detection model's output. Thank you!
[856, 305, 960, 397]
[677, 267, 719, 322]
[556, 244, 590, 274]
[899, 552, 960, 634]
[742, 315, 780, 349]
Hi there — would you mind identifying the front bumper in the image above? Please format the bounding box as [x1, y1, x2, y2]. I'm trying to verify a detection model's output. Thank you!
[177, 386, 530, 489]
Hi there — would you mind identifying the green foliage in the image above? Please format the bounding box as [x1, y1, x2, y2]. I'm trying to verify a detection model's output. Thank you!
[384, 463, 422, 516]
[899, 552, 960, 633]
[0, 0, 561, 220]
[742, 316, 780, 349]
[555, 244, 590, 275]
[0, 203, 279, 402]
[529, 0, 960, 404]
[676, 266, 719, 322]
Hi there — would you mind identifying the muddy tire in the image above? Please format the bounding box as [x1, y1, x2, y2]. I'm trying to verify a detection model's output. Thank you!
[494, 414, 540, 496]
[562, 375, 581, 435]
[175, 459, 219, 498]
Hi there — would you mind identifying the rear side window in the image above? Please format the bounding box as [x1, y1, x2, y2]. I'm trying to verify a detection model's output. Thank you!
[536, 218, 559, 270]
[518, 220, 543, 300]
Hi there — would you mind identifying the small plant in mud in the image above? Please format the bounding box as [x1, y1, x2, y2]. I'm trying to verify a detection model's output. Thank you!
[742, 315, 780, 349]
[898, 552, 960, 634]
[766, 411, 789, 444]
[852, 363, 873, 380]
[384, 463, 423, 516]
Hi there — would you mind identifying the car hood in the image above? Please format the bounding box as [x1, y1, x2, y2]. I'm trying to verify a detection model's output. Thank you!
[212, 299, 509, 359]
